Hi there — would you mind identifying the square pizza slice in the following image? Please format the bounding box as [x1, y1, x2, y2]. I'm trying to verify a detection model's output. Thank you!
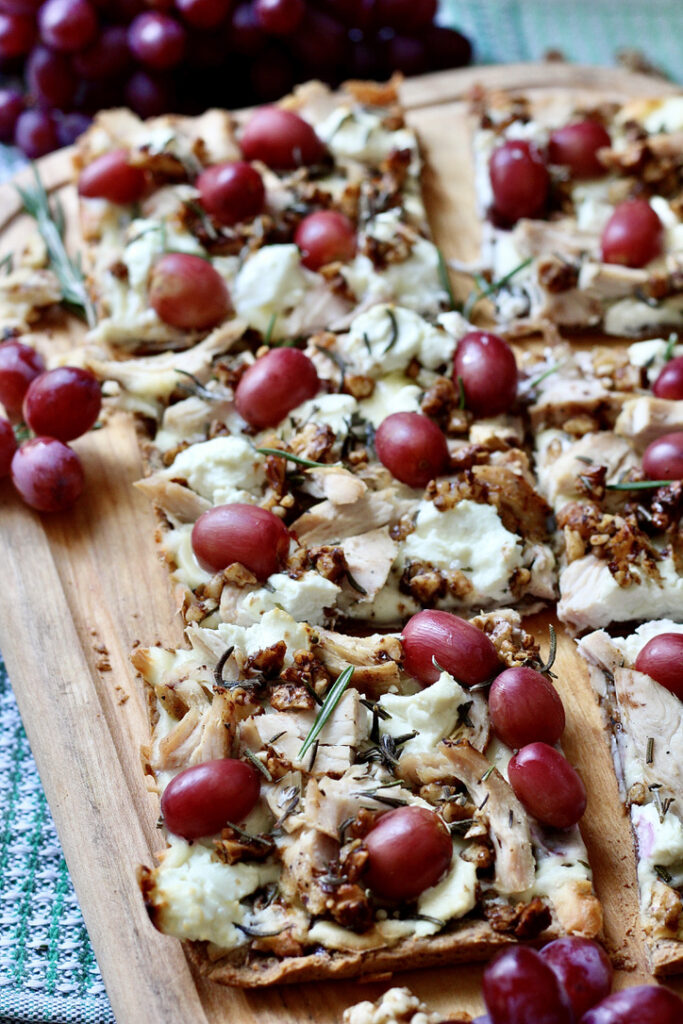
[469, 90, 683, 338]
[578, 621, 683, 974]
[135, 606, 601, 987]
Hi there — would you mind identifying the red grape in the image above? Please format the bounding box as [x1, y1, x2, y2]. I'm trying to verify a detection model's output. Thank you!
[11, 437, 84, 512]
[228, 2, 265, 55]
[385, 34, 425, 76]
[0, 416, 16, 476]
[14, 107, 59, 157]
[374, 411, 449, 488]
[23, 367, 101, 442]
[255, 0, 304, 35]
[0, 340, 46, 417]
[653, 355, 683, 400]
[249, 44, 294, 102]
[453, 330, 518, 417]
[175, 0, 231, 29]
[38, 0, 97, 52]
[548, 120, 611, 179]
[489, 139, 550, 222]
[290, 8, 347, 73]
[642, 431, 683, 480]
[488, 666, 565, 748]
[420, 25, 472, 70]
[78, 148, 146, 204]
[295, 210, 356, 270]
[26, 45, 78, 108]
[161, 758, 261, 840]
[191, 502, 290, 578]
[317, 0, 370, 29]
[363, 806, 452, 902]
[240, 106, 326, 169]
[148, 253, 230, 330]
[124, 70, 172, 117]
[373, 0, 436, 32]
[508, 743, 587, 829]
[0, 87, 23, 141]
[540, 937, 613, 1019]
[634, 633, 683, 699]
[483, 947, 572, 1024]
[402, 609, 500, 687]
[601, 199, 663, 268]
[56, 112, 92, 146]
[346, 31, 385, 79]
[128, 11, 185, 69]
[235, 347, 319, 429]
[73, 24, 130, 78]
[582, 985, 683, 1024]
[0, 11, 34, 57]
[197, 161, 265, 226]
[0, 0, 42, 13]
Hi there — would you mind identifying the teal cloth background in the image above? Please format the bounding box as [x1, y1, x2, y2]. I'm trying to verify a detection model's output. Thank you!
[1, 2, 682, 1021]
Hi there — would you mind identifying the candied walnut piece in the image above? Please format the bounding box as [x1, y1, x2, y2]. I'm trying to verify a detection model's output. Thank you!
[537, 256, 580, 293]
[270, 683, 316, 712]
[214, 826, 275, 865]
[244, 642, 287, 678]
[421, 377, 459, 420]
[289, 422, 337, 463]
[483, 896, 552, 939]
[307, 545, 349, 584]
[557, 501, 662, 586]
[344, 374, 375, 400]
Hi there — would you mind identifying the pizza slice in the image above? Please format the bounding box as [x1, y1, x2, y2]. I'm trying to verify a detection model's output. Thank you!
[74, 80, 449, 356]
[135, 606, 600, 986]
[577, 621, 683, 974]
[469, 90, 683, 337]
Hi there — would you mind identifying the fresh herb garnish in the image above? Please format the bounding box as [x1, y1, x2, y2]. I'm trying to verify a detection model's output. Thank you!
[382, 308, 400, 354]
[345, 570, 367, 595]
[0, 252, 13, 275]
[256, 447, 334, 469]
[606, 480, 672, 491]
[462, 257, 533, 320]
[17, 165, 96, 327]
[654, 864, 673, 884]
[264, 312, 277, 345]
[529, 362, 563, 390]
[298, 665, 355, 760]
[437, 248, 458, 311]
[646, 737, 655, 765]
[243, 747, 273, 781]
[213, 645, 234, 688]
[538, 624, 558, 675]
[480, 765, 495, 784]
[664, 332, 679, 362]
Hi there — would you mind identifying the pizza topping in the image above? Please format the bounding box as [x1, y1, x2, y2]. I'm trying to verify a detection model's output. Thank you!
[488, 667, 565, 749]
[362, 805, 452, 902]
[295, 210, 356, 271]
[375, 411, 449, 488]
[548, 121, 611, 180]
[235, 346, 320, 430]
[653, 355, 683, 399]
[191, 502, 290, 578]
[240, 106, 327, 169]
[148, 252, 231, 330]
[77, 148, 146, 204]
[453, 330, 518, 417]
[160, 758, 261, 840]
[642, 431, 683, 480]
[634, 633, 683, 699]
[488, 139, 550, 223]
[508, 743, 587, 830]
[196, 161, 266, 227]
[402, 609, 500, 687]
[600, 199, 664, 268]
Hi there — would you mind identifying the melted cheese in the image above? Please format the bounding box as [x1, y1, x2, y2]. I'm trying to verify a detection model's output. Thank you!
[378, 671, 467, 756]
[316, 106, 419, 171]
[160, 436, 266, 505]
[238, 571, 341, 627]
[217, 608, 311, 665]
[163, 523, 212, 588]
[339, 303, 455, 377]
[416, 843, 477, 927]
[232, 244, 315, 336]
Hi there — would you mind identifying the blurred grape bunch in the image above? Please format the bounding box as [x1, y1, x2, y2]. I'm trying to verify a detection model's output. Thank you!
[0, 0, 471, 157]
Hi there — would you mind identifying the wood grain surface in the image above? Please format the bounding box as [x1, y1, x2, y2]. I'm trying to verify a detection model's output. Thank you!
[1, 62, 682, 1024]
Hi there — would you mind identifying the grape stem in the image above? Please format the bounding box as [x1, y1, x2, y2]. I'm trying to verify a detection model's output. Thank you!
[17, 165, 96, 328]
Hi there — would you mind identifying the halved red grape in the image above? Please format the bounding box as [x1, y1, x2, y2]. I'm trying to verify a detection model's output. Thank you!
[634, 633, 683, 699]
[149, 253, 230, 330]
[0, 416, 16, 476]
[0, 11, 34, 57]
[653, 355, 683, 400]
[73, 24, 130, 78]
[78, 148, 146, 204]
[23, 367, 101, 442]
[11, 436, 84, 512]
[489, 139, 550, 222]
[601, 199, 663, 268]
[255, 0, 304, 35]
[161, 758, 261, 840]
[234, 347, 319, 429]
[488, 666, 565, 748]
[240, 105, 326, 169]
[26, 45, 78, 108]
[508, 743, 587, 829]
[191, 502, 290, 578]
[548, 120, 611, 179]
[540, 937, 613, 1020]
[453, 330, 518, 417]
[363, 806, 452, 902]
[483, 947, 573, 1024]
[38, 0, 97, 51]
[402, 609, 500, 687]
[128, 10, 185, 69]
[0, 339, 46, 417]
[197, 161, 265, 226]
[175, 0, 231, 29]
[374, 411, 449, 488]
[581, 984, 683, 1024]
[295, 210, 356, 270]
[642, 431, 683, 480]
[0, 87, 23, 141]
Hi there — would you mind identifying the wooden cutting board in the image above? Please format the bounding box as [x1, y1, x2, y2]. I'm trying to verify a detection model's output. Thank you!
[1, 62, 682, 1024]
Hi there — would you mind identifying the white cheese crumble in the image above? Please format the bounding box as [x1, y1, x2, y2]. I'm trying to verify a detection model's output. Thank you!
[339, 303, 455, 377]
[232, 244, 315, 336]
[316, 106, 419, 171]
[416, 842, 477, 927]
[159, 436, 266, 506]
[287, 392, 358, 436]
[628, 338, 683, 383]
[238, 571, 341, 627]
[400, 499, 524, 604]
[639, 96, 683, 135]
[217, 608, 311, 665]
[358, 372, 422, 426]
[152, 838, 280, 949]
[378, 671, 469, 757]
[162, 523, 212, 588]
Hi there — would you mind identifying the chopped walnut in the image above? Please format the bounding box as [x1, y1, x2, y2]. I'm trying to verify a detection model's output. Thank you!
[289, 422, 337, 463]
[460, 842, 494, 870]
[469, 612, 541, 668]
[244, 642, 287, 678]
[344, 374, 375, 399]
[270, 683, 316, 712]
[221, 563, 259, 588]
[214, 826, 275, 865]
[537, 256, 580, 293]
[557, 502, 662, 586]
[483, 896, 552, 939]
[307, 545, 349, 584]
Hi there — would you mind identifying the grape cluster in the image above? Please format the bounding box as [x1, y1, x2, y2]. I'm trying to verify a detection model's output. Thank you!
[0, 337, 101, 511]
[0, 0, 471, 159]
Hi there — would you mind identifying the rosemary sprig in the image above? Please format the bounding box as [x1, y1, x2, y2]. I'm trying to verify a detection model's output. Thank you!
[17, 165, 96, 326]
[264, 312, 277, 345]
[213, 645, 235, 688]
[606, 480, 672, 491]
[256, 447, 336, 469]
[529, 362, 563, 390]
[664, 332, 679, 362]
[437, 248, 459, 311]
[462, 256, 533, 320]
[175, 368, 221, 401]
[244, 748, 273, 782]
[538, 624, 558, 675]
[298, 665, 355, 760]
[0, 252, 13, 275]
[382, 308, 399, 354]
[654, 864, 673, 884]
